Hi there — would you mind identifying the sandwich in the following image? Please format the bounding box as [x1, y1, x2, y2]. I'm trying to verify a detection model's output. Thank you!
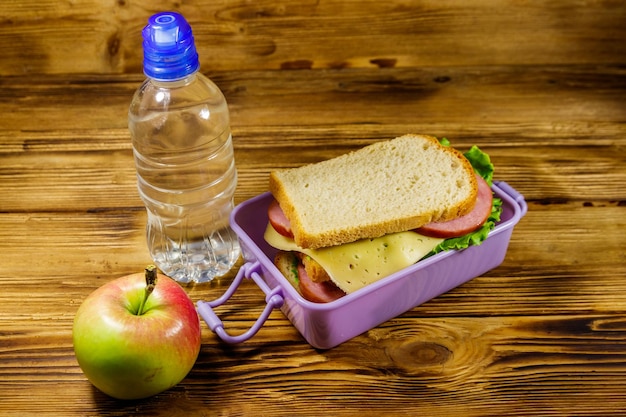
[264, 134, 502, 303]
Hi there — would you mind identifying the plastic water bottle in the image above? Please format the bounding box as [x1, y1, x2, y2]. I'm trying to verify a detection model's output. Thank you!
[128, 12, 240, 283]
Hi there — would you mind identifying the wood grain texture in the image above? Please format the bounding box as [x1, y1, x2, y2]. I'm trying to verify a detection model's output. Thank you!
[1, 0, 625, 76]
[2, 1, 626, 415]
[2, 66, 625, 212]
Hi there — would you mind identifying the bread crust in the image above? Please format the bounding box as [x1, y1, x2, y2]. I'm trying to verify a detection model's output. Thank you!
[269, 134, 478, 249]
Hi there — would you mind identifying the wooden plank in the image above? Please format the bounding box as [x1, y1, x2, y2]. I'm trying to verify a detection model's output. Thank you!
[1, 125, 625, 211]
[0, 202, 623, 310]
[1, 0, 625, 75]
[2, 314, 626, 416]
[1, 67, 625, 212]
[2, 65, 625, 130]
[1, 200, 626, 410]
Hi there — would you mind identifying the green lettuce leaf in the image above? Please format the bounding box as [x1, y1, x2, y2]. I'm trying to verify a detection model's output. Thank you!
[428, 198, 502, 255]
[424, 139, 503, 257]
[464, 145, 494, 186]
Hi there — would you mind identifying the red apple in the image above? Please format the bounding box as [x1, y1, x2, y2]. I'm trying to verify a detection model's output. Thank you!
[73, 266, 201, 400]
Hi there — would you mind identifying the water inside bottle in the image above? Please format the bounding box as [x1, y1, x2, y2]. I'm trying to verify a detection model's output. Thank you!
[146, 207, 241, 283]
[129, 102, 241, 283]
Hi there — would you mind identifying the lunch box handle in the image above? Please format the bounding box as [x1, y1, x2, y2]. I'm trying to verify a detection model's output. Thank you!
[197, 261, 284, 344]
[494, 180, 528, 217]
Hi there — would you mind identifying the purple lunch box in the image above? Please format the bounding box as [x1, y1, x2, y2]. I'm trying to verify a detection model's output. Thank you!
[197, 181, 527, 349]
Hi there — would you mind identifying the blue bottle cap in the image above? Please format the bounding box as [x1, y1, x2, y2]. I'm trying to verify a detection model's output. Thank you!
[142, 12, 200, 81]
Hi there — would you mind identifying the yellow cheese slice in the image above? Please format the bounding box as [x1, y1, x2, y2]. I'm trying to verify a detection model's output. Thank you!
[264, 224, 443, 294]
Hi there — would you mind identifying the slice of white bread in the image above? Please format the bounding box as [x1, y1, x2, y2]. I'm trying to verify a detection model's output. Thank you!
[274, 251, 300, 290]
[269, 134, 478, 249]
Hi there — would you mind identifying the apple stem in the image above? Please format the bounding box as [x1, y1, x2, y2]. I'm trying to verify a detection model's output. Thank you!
[137, 265, 157, 316]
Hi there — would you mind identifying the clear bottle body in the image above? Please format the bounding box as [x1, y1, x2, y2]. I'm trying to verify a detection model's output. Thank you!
[129, 73, 240, 283]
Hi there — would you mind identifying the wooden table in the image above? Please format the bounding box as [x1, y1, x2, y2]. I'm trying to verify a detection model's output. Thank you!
[1, 1, 625, 415]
